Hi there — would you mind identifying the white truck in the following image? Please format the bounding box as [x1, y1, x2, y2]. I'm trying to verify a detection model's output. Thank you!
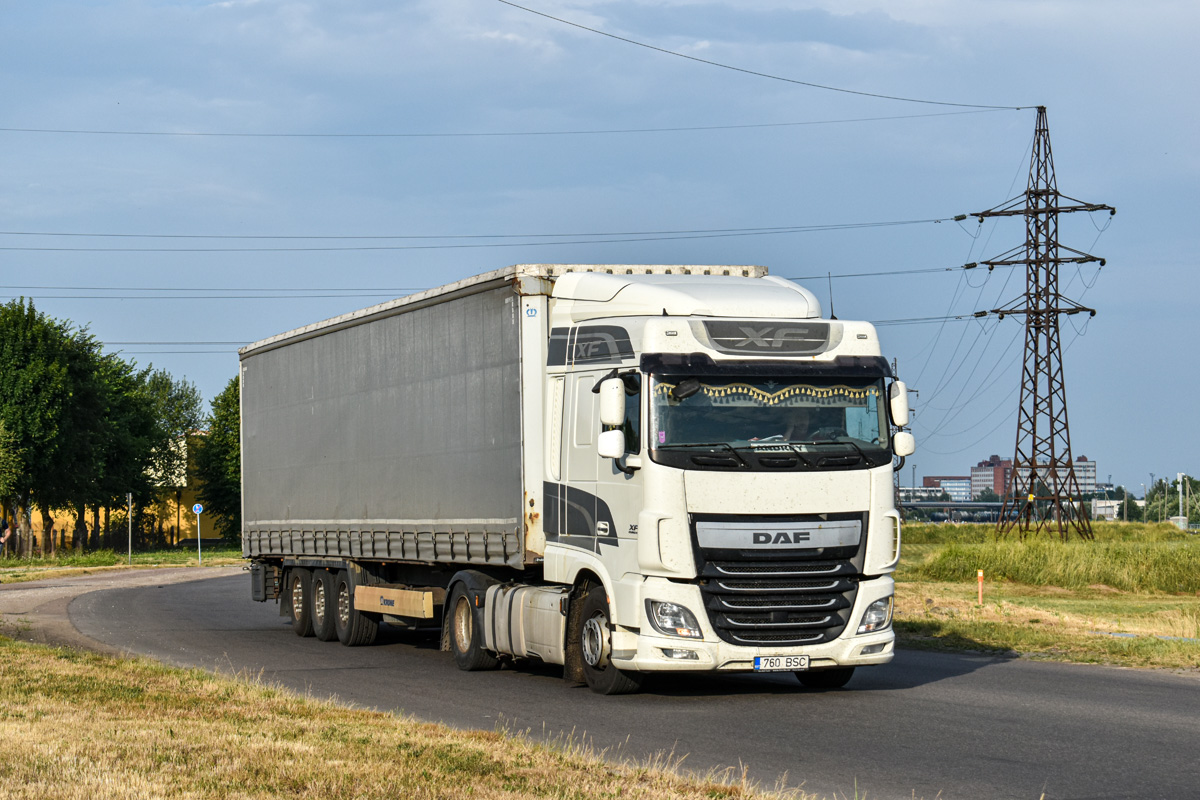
[241, 264, 914, 694]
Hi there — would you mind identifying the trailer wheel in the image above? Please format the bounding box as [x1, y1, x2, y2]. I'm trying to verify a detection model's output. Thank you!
[311, 569, 338, 642]
[288, 569, 314, 637]
[579, 586, 643, 695]
[333, 569, 378, 647]
[448, 584, 499, 671]
[795, 667, 855, 690]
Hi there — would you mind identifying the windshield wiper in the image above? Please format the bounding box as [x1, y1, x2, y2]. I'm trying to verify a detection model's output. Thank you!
[656, 442, 750, 468]
[794, 439, 879, 467]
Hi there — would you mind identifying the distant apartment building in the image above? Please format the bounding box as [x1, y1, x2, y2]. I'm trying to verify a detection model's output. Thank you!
[1072, 455, 1097, 495]
[971, 455, 1012, 499]
[923, 476, 972, 502]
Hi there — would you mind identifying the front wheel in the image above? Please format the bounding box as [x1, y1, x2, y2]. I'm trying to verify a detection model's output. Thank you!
[795, 667, 855, 690]
[448, 584, 499, 671]
[579, 587, 643, 695]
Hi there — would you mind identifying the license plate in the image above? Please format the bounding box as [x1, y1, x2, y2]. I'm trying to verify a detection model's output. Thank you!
[754, 655, 809, 672]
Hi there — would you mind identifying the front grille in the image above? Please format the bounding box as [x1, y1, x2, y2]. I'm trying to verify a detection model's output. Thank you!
[728, 631, 825, 645]
[716, 595, 838, 610]
[711, 562, 848, 576]
[700, 559, 858, 646]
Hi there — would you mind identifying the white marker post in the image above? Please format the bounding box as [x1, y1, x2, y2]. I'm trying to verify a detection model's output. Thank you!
[193, 504, 204, 565]
[127, 493, 133, 566]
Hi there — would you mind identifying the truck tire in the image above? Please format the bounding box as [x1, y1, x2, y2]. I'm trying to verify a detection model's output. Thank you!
[333, 569, 379, 647]
[288, 569, 314, 637]
[795, 667, 855, 690]
[311, 569, 338, 642]
[448, 583, 499, 671]
[579, 586, 643, 695]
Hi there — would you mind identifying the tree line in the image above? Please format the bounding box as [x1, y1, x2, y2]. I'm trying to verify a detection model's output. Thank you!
[0, 299, 242, 556]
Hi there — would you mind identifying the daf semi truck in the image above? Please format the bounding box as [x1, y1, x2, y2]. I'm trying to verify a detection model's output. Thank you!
[241, 264, 914, 694]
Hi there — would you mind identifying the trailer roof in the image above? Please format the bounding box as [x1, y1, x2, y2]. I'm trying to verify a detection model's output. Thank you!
[239, 264, 768, 358]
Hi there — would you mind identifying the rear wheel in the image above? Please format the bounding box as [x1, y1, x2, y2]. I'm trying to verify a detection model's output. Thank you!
[288, 569, 313, 637]
[579, 586, 643, 695]
[448, 583, 499, 671]
[311, 569, 338, 641]
[795, 667, 855, 690]
[333, 569, 379, 647]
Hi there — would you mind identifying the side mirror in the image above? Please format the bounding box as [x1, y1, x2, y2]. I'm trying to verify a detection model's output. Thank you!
[598, 429, 626, 459]
[893, 431, 915, 457]
[598, 378, 626, 426]
[889, 381, 911, 427]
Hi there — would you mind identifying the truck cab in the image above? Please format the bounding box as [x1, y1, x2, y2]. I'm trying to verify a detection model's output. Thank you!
[515, 266, 913, 691]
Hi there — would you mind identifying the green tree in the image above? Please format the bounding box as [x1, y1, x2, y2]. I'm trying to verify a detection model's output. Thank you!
[194, 377, 241, 543]
[87, 355, 160, 550]
[144, 368, 203, 491]
[1120, 494, 1143, 522]
[142, 368, 203, 545]
[0, 299, 97, 555]
[0, 421, 22, 505]
[976, 487, 1000, 503]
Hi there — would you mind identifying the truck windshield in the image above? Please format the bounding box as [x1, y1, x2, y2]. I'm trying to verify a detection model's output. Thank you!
[648, 375, 890, 470]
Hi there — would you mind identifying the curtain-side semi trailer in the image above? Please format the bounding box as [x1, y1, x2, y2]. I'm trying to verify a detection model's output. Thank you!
[241, 264, 915, 694]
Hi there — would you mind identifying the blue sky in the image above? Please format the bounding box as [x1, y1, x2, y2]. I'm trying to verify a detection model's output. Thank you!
[2, 1, 1196, 493]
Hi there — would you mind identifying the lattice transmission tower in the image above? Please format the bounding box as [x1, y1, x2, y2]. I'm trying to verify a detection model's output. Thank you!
[973, 107, 1115, 540]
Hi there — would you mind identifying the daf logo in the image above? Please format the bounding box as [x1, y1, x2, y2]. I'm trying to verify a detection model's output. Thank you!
[753, 531, 811, 544]
[730, 326, 815, 349]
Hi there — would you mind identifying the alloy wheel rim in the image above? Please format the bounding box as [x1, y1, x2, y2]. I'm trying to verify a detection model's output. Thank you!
[454, 597, 473, 653]
[581, 614, 609, 668]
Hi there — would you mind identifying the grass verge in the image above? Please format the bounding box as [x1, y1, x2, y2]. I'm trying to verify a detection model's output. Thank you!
[0, 635, 807, 800]
[896, 523, 1200, 669]
[0, 546, 244, 584]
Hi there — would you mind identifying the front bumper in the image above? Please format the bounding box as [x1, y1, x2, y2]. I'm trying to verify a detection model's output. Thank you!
[610, 574, 895, 672]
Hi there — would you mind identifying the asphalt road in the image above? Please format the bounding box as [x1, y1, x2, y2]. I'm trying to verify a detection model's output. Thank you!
[50, 571, 1200, 800]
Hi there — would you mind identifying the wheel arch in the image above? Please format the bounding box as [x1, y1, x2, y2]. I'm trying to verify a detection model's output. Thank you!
[440, 569, 503, 652]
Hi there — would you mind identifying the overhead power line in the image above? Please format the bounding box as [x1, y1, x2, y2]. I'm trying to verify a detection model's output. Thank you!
[0, 285, 425, 293]
[497, 0, 1027, 111]
[0, 218, 950, 253]
[0, 110, 1003, 139]
[0, 219, 946, 241]
[4, 293, 402, 300]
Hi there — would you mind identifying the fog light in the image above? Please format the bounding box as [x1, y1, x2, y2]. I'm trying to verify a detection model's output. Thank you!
[646, 600, 704, 639]
[857, 596, 893, 634]
[860, 643, 887, 655]
[661, 648, 700, 660]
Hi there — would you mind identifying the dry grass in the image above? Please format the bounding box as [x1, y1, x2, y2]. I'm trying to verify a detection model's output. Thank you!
[0, 636, 811, 800]
[895, 580, 1200, 670]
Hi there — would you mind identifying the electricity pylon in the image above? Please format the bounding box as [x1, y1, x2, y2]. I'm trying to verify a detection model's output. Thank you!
[974, 107, 1115, 540]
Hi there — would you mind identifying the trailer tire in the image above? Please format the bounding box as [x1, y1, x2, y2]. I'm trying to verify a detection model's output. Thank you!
[448, 583, 499, 671]
[288, 569, 314, 638]
[795, 667, 855, 690]
[334, 569, 379, 647]
[579, 586, 643, 695]
[311, 569, 338, 642]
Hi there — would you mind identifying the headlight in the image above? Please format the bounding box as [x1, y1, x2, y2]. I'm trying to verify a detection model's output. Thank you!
[857, 596, 893, 634]
[646, 600, 704, 639]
